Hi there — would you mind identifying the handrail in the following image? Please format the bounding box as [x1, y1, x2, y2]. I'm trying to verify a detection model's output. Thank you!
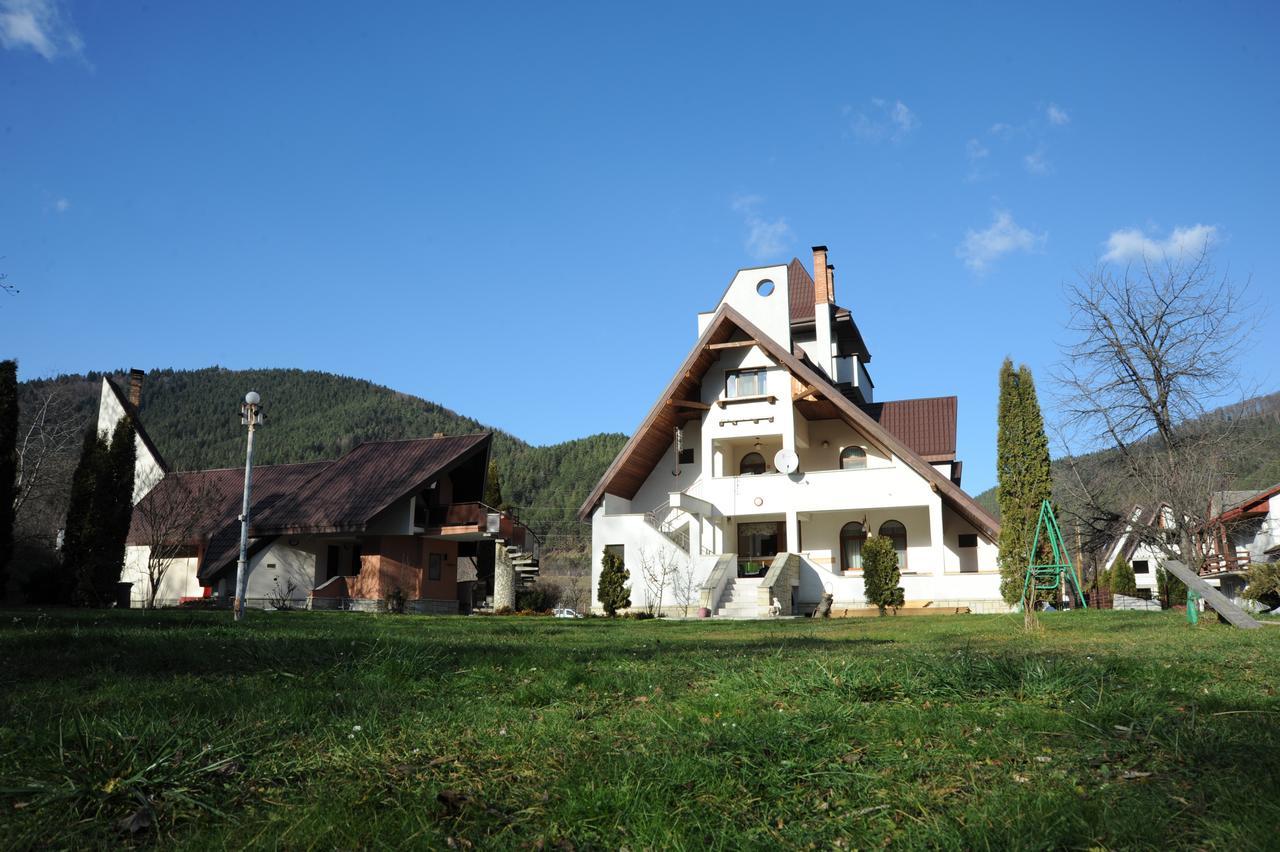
[757, 553, 801, 616]
[698, 554, 737, 612]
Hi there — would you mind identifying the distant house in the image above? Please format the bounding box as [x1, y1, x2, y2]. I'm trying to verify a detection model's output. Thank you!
[1098, 503, 1176, 599]
[98, 374, 538, 611]
[1198, 483, 1280, 603]
[578, 246, 1003, 617]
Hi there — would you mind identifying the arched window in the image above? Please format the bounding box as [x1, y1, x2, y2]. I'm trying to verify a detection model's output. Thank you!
[739, 452, 766, 476]
[879, 520, 908, 570]
[840, 521, 866, 571]
[840, 446, 867, 470]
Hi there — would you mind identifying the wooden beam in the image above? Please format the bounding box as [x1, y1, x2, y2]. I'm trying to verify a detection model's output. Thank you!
[665, 399, 710, 411]
[792, 383, 818, 402]
[708, 340, 758, 351]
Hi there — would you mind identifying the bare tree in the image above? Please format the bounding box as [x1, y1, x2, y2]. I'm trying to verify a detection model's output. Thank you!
[670, 554, 698, 617]
[13, 390, 82, 529]
[637, 544, 682, 616]
[1054, 244, 1256, 575]
[132, 475, 212, 609]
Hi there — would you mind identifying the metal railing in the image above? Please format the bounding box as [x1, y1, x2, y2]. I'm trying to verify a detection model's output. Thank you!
[643, 498, 713, 556]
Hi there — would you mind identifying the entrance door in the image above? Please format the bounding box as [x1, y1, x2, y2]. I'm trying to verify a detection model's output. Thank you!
[737, 522, 785, 577]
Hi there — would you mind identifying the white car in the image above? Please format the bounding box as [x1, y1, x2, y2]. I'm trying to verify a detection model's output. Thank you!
[553, 608, 583, 619]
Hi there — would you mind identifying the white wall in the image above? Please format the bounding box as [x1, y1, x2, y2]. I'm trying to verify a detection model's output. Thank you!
[121, 545, 202, 607]
[97, 378, 165, 503]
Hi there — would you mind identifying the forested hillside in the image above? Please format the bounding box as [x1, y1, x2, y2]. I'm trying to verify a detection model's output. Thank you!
[16, 368, 627, 551]
[974, 391, 1280, 520]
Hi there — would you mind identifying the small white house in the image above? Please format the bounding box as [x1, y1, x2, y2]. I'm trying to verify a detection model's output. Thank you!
[579, 246, 1004, 617]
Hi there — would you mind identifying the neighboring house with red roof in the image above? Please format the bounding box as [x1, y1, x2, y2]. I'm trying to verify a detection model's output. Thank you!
[100, 376, 537, 611]
[1197, 483, 1280, 604]
[579, 246, 1002, 617]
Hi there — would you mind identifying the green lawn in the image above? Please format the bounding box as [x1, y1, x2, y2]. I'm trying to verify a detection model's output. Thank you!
[2, 609, 1278, 850]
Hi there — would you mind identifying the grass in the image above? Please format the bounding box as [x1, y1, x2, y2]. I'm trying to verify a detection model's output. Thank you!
[1, 609, 1279, 849]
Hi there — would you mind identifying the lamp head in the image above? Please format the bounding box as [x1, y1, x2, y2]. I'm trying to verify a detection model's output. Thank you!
[245, 391, 261, 405]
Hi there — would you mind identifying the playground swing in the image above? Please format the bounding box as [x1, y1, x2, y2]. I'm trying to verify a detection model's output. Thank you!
[1019, 499, 1087, 611]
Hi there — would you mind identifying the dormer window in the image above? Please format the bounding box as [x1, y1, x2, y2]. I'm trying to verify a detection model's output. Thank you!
[726, 368, 766, 399]
[840, 446, 867, 470]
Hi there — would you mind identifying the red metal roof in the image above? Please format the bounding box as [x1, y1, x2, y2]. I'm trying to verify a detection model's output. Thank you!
[787, 257, 815, 324]
[857, 396, 957, 461]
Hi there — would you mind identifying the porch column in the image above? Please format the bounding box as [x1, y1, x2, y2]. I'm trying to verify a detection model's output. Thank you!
[493, 540, 515, 609]
[785, 510, 800, 556]
[929, 495, 946, 576]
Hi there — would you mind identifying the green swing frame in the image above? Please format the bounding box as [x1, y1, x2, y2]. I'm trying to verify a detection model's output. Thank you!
[1019, 499, 1088, 610]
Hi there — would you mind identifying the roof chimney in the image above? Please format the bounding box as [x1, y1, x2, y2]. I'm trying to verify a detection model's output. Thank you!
[812, 246, 832, 304]
[811, 247, 835, 380]
[127, 369, 144, 408]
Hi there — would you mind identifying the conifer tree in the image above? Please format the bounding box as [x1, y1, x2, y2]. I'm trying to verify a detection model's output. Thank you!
[862, 534, 905, 615]
[1110, 556, 1137, 596]
[597, 548, 630, 617]
[483, 459, 505, 510]
[63, 426, 109, 605]
[61, 417, 136, 606]
[0, 359, 16, 598]
[996, 359, 1054, 606]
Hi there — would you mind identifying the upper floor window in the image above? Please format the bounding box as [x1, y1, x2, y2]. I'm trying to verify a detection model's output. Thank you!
[879, 520, 907, 570]
[739, 452, 766, 476]
[840, 446, 867, 470]
[726, 368, 767, 399]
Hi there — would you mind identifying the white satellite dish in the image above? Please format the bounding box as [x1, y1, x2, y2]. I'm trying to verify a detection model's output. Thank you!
[774, 448, 799, 475]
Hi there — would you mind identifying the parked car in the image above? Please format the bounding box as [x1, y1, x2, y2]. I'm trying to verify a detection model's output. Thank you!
[553, 608, 582, 619]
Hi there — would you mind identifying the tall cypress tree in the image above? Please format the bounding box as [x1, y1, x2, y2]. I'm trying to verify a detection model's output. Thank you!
[97, 418, 137, 603]
[63, 426, 109, 605]
[61, 416, 136, 606]
[0, 359, 17, 599]
[997, 360, 1054, 606]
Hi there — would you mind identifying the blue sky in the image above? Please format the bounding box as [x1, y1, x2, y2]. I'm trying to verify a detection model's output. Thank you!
[1, 1, 1277, 495]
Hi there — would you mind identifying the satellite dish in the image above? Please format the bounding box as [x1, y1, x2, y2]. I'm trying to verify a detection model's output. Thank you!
[774, 449, 799, 475]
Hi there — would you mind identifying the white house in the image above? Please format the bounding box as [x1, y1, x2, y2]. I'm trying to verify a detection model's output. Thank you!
[1099, 504, 1176, 599]
[579, 246, 1004, 617]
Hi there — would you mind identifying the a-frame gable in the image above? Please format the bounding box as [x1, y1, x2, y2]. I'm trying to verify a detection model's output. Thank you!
[578, 304, 1001, 541]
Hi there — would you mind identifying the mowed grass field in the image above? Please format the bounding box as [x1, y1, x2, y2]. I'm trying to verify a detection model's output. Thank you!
[2, 610, 1279, 850]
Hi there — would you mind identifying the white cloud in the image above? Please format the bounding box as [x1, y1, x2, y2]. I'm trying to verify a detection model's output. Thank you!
[957, 211, 1047, 273]
[1101, 224, 1217, 263]
[1046, 103, 1070, 126]
[731, 195, 793, 261]
[1023, 146, 1051, 175]
[53, 196, 69, 213]
[989, 122, 1015, 138]
[966, 138, 989, 161]
[0, 0, 82, 61]
[848, 98, 919, 143]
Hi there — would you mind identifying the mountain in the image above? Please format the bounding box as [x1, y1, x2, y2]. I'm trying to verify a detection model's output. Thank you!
[16, 368, 627, 552]
[974, 391, 1280, 520]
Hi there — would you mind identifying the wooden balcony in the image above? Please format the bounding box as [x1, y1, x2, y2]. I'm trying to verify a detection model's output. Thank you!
[421, 502, 539, 555]
[1200, 552, 1252, 575]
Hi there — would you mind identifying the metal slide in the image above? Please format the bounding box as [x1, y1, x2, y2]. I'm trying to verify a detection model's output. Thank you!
[1162, 560, 1261, 629]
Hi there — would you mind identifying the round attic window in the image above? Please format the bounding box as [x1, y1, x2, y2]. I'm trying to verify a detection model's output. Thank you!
[756, 279, 775, 297]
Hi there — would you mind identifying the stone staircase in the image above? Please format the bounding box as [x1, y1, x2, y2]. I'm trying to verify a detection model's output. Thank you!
[714, 576, 764, 619]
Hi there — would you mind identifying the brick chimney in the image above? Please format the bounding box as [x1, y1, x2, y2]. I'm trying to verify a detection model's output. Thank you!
[127, 369, 144, 408]
[812, 246, 833, 304]
[812, 246, 835, 379]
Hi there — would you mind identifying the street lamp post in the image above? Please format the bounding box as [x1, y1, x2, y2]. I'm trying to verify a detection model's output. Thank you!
[233, 391, 264, 621]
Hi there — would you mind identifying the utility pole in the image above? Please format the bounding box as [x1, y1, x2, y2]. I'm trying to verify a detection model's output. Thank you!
[233, 391, 263, 621]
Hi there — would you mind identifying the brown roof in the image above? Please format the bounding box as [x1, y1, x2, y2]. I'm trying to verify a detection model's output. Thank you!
[787, 258, 815, 324]
[857, 397, 957, 462]
[578, 304, 999, 540]
[252, 433, 490, 534]
[126, 434, 492, 584]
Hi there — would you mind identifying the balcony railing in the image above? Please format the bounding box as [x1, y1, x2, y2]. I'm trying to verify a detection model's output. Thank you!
[1200, 552, 1253, 575]
[423, 502, 539, 555]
